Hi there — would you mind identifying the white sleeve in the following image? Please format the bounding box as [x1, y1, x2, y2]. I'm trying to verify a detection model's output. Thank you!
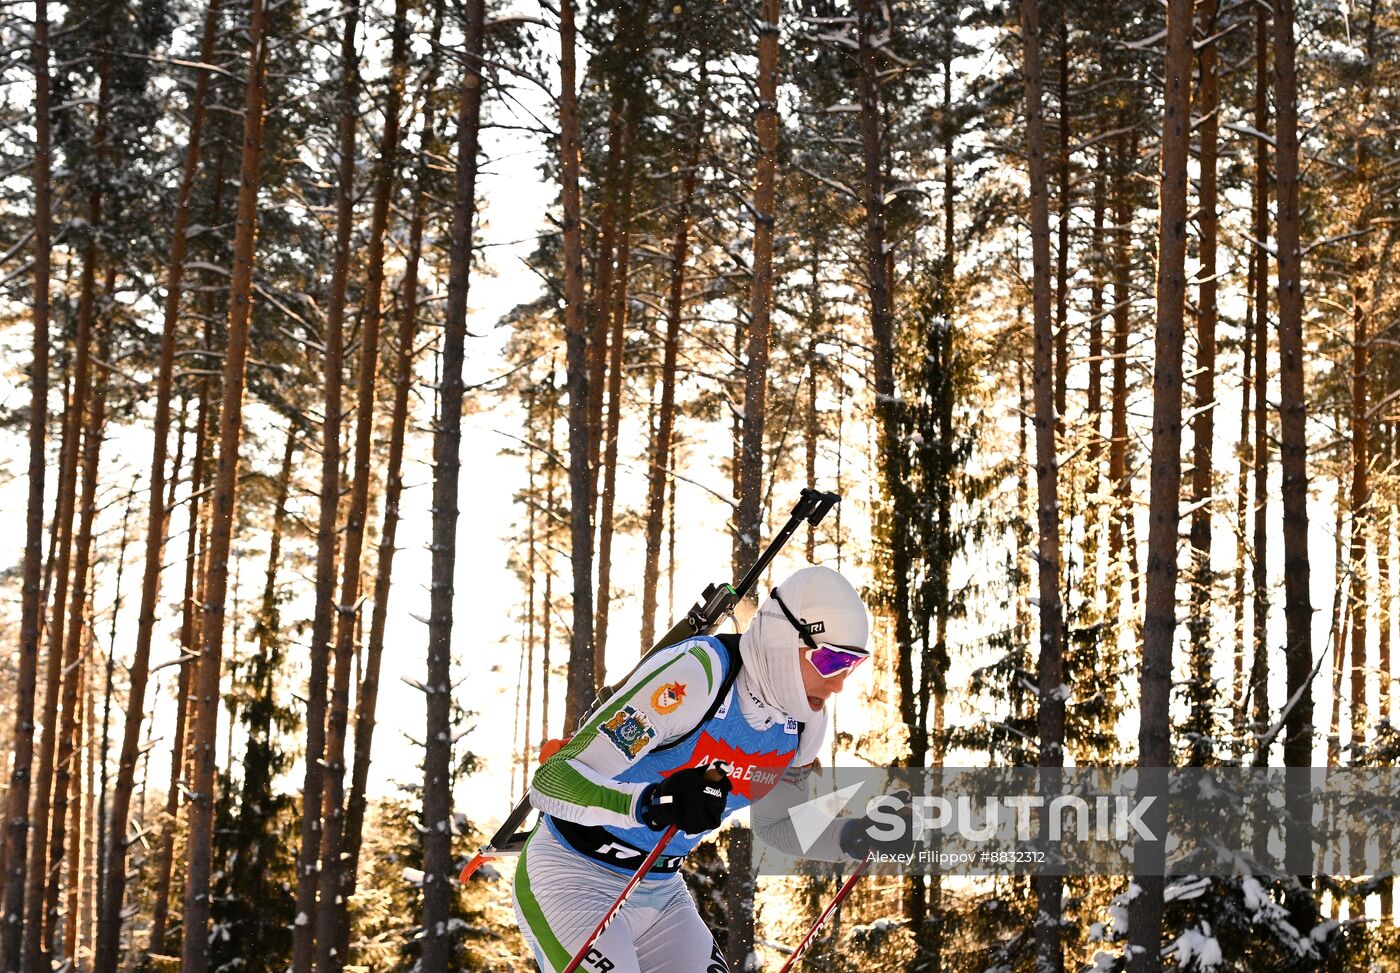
[529, 640, 725, 830]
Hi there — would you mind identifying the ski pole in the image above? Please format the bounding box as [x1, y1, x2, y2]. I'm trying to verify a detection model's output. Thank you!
[776, 860, 869, 973]
[559, 824, 680, 973]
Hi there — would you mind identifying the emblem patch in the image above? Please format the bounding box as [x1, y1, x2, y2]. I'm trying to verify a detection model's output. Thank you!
[600, 705, 656, 759]
[651, 681, 687, 714]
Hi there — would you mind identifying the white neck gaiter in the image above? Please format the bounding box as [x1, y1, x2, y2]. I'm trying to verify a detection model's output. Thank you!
[738, 606, 813, 720]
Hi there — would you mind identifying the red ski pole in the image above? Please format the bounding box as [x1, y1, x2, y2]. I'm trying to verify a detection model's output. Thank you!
[559, 823, 680, 973]
[776, 860, 869, 973]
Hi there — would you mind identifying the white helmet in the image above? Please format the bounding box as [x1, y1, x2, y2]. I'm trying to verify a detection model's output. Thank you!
[738, 565, 870, 717]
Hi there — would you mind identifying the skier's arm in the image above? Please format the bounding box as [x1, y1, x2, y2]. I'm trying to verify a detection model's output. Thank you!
[750, 712, 854, 862]
[529, 641, 723, 830]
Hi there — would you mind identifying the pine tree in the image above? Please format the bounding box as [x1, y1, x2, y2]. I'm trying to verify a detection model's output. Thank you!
[95, 2, 221, 966]
[0, 1, 53, 966]
[339, 0, 445, 952]
[422, 0, 485, 967]
[1247, 0, 1272, 767]
[734, 0, 782, 581]
[1019, 0, 1067, 967]
[1129, 1, 1194, 969]
[1185, 0, 1221, 769]
[316, 0, 382, 963]
[24, 9, 114, 966]
[560, 0, 596, 730]
[180, 0, 272, 964]
[1272, 0, 1319, 938]
[291, 7, 359, 969]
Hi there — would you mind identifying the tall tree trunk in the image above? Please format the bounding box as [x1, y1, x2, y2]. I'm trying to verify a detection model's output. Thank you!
[585, 97, 625, 549]
[1129, 1, 1193, 969]
[730, 324, 742, 531]
[640, 124, 704, 654]
[1127, 484, 1144, 612]
[74, 618, 91, 963]
[918, 24, 960, 960]
[542, 368, 560, 743]
[804, 348, 819, 559]
[1248, 0, 1272, 766]
[520, 383, 540, 795]
[421, 0, 484, 967]
[58, 643, 85, 970]
[1232, 252, 1255, 745]
[1019, 0, 1066, 969]
[292, 8, 359, 970]
[1328, 494, 1349, 768]
[339, 3, 442, 955]
[150, 128, 230, 943]
[1083, 152, 1106, 587]
[148, 376, 211, 954]
[1187, 0, 1220, 767]
[94, 2, 220, 967]
[804, 342, 818, 562]
[73, 629, 95, 965]
[315, 1, 395, 964]
[179, 0, 271, 966]
[1107, 131, 1134, 634]
[668, 459, 679, 620]
[1382, 455, 1394, 726]
[1273, 0, 1319, 925]
[1346, 0, 1379, 755]
[735, 0, 781, 579]
[1346, 317, 1369, 754]
[1272, 0, 1312, 779]
[26, 24, 112, 969]
[42, 352, 108, 965]
[1, 1, 52, 965]
[95, 483, 137, 957]
[1379, 478, 1395, 919]
[1052, 16, 1070, 437]
[1015, 347, 1031, 733]
[594, 123, 635, 670]
[559, 0, 596, 730]
[857, 0, 914, 764]
[37, 375, 73, 646]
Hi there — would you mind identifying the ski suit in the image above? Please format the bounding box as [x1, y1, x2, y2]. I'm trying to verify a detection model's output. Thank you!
[513, 634, 849, 972]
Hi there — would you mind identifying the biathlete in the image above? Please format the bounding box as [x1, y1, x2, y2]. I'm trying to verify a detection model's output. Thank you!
[511, 564, 876, 972]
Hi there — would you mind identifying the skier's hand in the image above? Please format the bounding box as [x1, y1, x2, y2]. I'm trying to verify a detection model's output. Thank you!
[839, 789, 914, 861]
[639, 763, 732, 834]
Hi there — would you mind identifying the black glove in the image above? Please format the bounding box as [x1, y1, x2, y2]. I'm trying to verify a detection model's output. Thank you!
[638, 764, 732, 834]
[839, 790, 914, 861]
